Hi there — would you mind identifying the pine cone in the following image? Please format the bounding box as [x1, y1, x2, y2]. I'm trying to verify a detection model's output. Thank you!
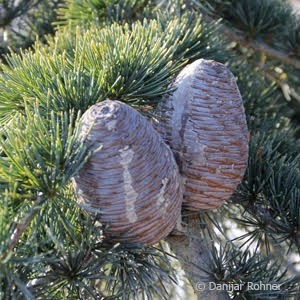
[72, 100, 182, 246]
[154, 59, 249, 211]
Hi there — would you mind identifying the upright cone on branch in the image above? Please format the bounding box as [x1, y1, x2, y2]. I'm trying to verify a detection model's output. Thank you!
[72, 100, 183, 246]
[154, 59, 249, 211]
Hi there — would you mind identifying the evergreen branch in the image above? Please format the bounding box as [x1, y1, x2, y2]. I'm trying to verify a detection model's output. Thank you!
[0, 14, 226, 123]
[198, 10, 300, 70]
[56, 0, 155, 27]
[8, 194, 44, 252]
[167, 215, 230, 300]
[221, 24, 300, 69]
[0, 0, 43, 28]
[168, 213, 300, 299]
[250, 61, 300, 112]
[1, 1, 299, 297]
[191, 0, 300, 68]
[0, 107, 96, 198]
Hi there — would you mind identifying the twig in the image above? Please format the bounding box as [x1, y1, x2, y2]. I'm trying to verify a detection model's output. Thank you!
[8, 194, 44, 251]
[222, 25, 300, 69]
[248, 59, 300, 113]
[167, 216, 230, 300]
[200, 13, 300, 70]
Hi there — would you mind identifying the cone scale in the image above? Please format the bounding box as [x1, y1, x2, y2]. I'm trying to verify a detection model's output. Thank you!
[154, 59, 249, 211]
[72, 100, 182, 246]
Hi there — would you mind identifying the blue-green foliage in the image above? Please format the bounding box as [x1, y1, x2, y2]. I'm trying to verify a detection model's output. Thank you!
[0, 14, 226, 124]
[0, 0, 299, 299]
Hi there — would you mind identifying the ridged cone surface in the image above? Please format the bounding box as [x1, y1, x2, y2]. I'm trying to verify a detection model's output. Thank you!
[72, 100, 182, 246]
[154, 59, 249, 211]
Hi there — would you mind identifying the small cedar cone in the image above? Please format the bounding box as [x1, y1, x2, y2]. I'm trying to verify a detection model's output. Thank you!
[72, 100, 182, 246]
[153, 59, 249, 211]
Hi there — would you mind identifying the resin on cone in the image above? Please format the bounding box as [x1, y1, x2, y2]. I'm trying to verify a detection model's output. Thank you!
[154, 59, 249, 211]
[72, 100, 182, 246]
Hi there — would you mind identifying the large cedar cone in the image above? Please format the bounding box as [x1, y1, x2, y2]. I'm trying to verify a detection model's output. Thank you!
[72, 100, 182, 246]
[153, 59, 249, 211]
